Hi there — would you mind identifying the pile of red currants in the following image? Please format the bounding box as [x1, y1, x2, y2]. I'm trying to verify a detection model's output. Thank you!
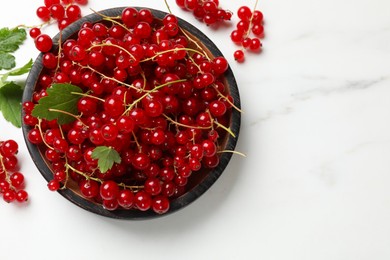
[175, 0, 232, 26]
[25, 7, 237, 214]
[231, 5, 264, 62]
[0, 139, 28, 203]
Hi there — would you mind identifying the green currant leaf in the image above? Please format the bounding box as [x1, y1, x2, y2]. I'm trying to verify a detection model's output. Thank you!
[31, 83, 83, 125]
[0, 82, 23, 128]
[91, 146, 122, 173]
[0, 27, 26, 53]
[0, 53, 15, 70]
[1, 59, 32, 82]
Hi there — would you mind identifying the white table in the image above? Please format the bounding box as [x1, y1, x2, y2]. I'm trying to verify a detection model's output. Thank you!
[1, 0, 389, 259]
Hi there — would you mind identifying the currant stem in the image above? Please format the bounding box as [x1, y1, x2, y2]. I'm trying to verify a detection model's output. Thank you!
[77, 64, 140, 92]
[214, 120, 236, 138]
[71, 91, 105, 103]
[37, 119, 55, 150]
[55, 31, 63, 74]
[245, 0, 260, 39]
[212, 85, 242, 113]
[179, 28, 211, 61]
[66, 162, 144, 190]
[217, 150, 247, 157]
[163, 114, 211, 130]
[123, 79, 187, 115]
[163, 0, 173, 14]
[0, 154, 13, 189]
[66, 163, 101, 183]
[47, 108, 86, 127]
[88, 42, 137, 61]
[141, 47, 207, 63]
[90, 9, 128, 31]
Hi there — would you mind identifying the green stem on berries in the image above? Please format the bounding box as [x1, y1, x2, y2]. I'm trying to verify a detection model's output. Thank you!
[132, 132, 141, 151]
[0, 154, 13, 189]
[212, 85, 242, 113]
[65, 162, 144, 190]
[76, 64, 140, 92]
[163, 113, 211, 130]
[213, 120, 236, 138]
[141, 47, 207, 63]
[37, 119, 54, 150]
[16, 20, 51, 30]
[179, 28, 211, 61]
[163, 0, 173, 14]
[55, 31, 64, 74]
[217, 150, 247, 157]
[70, 91, 105, 102]
[90, 9, 130, 32]
[245, 0, 260, 39]
[66, 163, 101, 182]
[47, 108, 87, 128]
[123, 79, 187, 115]
[87, 42, 137, 61]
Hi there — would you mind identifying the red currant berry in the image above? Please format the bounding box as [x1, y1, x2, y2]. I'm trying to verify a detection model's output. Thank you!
[152, 195, 170, 214]
[100, 180, 119, 200]
[234, 50, 245, 63]
[16, 190, 28, 202]
[237, 6, 252, 21]
[1, 139, 18, 156]
[134, 190, 152, 211]
[117, 189, 134, 209]
[35, 34, 53, 52]
[48, 179, 60, 191]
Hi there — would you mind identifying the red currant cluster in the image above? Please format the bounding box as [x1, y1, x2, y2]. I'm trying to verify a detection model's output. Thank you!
[0, 140, 28, 203]
[30, 0, 88, 53]
[175, 0, 232, 25]
[36, 0, 87, 29]
[231, 6, 264, 62]
[25, 8, 236, 214]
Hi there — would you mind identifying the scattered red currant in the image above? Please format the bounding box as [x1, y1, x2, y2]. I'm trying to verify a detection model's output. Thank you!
[231, 2, 264, 62]
[175, 0, 232, 26]
[25, 5, 239, 216]
[0, 139, 28, 204]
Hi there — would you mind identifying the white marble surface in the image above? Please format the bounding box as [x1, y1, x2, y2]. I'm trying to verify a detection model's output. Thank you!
[1, 0, 390, 259]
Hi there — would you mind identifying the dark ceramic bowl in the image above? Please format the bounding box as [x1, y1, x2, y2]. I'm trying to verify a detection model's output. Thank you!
[22, 7, 241, 220]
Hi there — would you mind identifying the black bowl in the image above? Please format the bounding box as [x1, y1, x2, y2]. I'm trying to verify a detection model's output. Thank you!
[22, 7, 241, 219]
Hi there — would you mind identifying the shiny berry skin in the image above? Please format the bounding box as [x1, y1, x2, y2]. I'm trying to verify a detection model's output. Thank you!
[237, 6, 252, 21]
[16, 190, 28, 202]
[66, 5, 81, 21]
[3, 190, 16, 203]
[48, 179, 60, 191]
[10, 172, 24, 189]
[100, 180, 119, 200]
[117, 190, 134, 209]
[134, 190, 152, 211]
[152, 195, 170, 214]
[122, 7, 139, 27]
[0, 140, 18, 157]
[234, 50, 245, 62]
[79, 179, 99, 199]
[35, 34, 53, 52]
[102, 199, 119, 211]
[29, 28, 41, 39]
[36, 6, 51, 21]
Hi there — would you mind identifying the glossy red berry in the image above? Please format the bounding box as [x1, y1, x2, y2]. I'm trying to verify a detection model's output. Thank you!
[35, 34, 53, 52]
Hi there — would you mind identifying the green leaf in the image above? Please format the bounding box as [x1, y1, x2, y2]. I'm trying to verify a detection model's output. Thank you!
[0, 27, 26, 53]
[0, 82, 23, 128]
[1, 59, 32, 82]
[0, 53, 15, 70]
[31, 83, 83, 125]
[91, 146, 122, 173]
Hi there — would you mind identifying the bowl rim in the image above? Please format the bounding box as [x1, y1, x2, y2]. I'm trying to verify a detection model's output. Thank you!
[22, 6, 241, 220]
